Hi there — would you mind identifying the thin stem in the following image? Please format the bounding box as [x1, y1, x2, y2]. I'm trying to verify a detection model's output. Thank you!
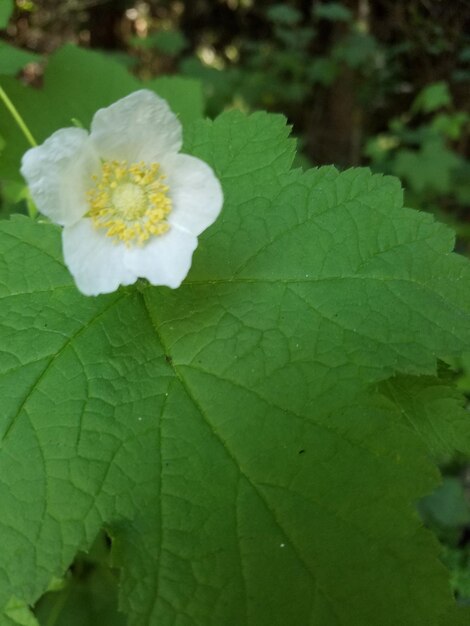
[25, 189, 37, 219]
[0, 85, 37, 147]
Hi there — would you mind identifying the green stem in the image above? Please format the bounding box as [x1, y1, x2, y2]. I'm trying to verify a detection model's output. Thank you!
[0, 84, 37, 147]
[25, 189, 37, 219]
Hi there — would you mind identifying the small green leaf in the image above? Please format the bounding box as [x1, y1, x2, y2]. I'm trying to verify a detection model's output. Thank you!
[266, 4, 302, 25]
[459, 46, 470, 63]
[412, 81, 452, 114]
[420, 478, 470, 529]
[314, 2, 353, 22]
[307, 57, 339, 85]
[333, 32, 379, 68]
[393, 137, 462, 195]
[431, 112, 469, 140]
[132, 30, 188, 55]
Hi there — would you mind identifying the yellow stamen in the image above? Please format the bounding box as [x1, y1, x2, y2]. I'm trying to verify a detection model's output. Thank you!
[87, 159, 172, 246]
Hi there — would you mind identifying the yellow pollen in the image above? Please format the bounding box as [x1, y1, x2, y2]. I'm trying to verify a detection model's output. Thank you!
[87, 160, 172, 246]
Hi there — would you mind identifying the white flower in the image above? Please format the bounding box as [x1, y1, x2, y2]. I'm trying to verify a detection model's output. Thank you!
[20, 90, 223, 296]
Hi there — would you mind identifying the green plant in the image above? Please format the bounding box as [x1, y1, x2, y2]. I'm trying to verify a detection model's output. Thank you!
[0, 44, 470, 626]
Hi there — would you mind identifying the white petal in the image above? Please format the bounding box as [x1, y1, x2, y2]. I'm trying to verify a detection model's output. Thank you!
[21, 128, 99, 227]
[90, 90, 182, 163]
[124, 226, 197, 289]
[163, 154, 223, 237]
[62, 220, 137, 296]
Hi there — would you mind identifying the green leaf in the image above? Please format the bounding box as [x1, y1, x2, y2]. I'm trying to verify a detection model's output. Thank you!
[307, 57, 339, 85]
[131, 30, 188, 55]
[266, 4, 302, 25]
[0, 179, 29, 217]
[381, 374, 470, 458]
[1, 112, 470, 625]
[0, 0, 13, 29]
[144, 76, 204, 128]
[431, 112, 469, 140]
[4, 598, 39, 626]
[333, 32, 379, 68]
[420, 477, 470, 528]
[0, 45, 204, 180]
[457, 351, 470, 392]
[314, 2, 353, 22]
[412, 82, 452, 114]
[0, 41, 40, 75]
[440, 606, 470, 626]
[393, 137, 462, 194]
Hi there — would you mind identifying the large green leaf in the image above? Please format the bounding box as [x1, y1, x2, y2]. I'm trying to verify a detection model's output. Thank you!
[1, 111, 470, 625]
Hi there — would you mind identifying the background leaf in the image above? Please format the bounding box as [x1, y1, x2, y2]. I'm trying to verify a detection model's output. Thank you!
[0, 41, 40, 75]
[0, 0, 13, 30]
[412, 82, 452, 114]
[313, 2, 353, 22]
[0, 45, 203, 180]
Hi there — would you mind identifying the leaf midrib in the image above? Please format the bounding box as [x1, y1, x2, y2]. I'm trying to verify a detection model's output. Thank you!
[140, 289, 350, 626]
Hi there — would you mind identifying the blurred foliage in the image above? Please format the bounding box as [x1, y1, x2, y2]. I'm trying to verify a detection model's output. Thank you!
[0, 0, 469, 618]
[3, 0, 467, 227]
[420, 474, 470, 602]
[364, 79, 469, 252]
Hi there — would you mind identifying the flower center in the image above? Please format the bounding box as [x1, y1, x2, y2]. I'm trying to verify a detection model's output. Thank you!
[87, 160, 172, 246]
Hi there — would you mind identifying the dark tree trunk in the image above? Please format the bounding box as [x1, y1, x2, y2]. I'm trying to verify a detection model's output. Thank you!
[87, 0, 128, 49]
